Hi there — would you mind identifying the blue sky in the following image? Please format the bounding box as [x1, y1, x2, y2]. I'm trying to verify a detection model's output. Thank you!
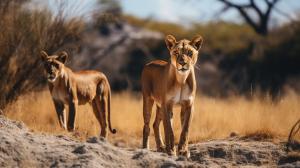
[120, 0, 300, 24]
[38, 0, 300, 25]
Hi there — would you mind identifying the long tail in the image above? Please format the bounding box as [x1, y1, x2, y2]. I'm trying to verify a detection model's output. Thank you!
[106, 81, 116, 134]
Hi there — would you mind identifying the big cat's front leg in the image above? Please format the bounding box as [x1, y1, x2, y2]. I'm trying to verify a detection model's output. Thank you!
[67, 91, 78, 132]
[178, 103, 193, 158]
[53, 100, 67, 130]
[162, 103, 176, 156]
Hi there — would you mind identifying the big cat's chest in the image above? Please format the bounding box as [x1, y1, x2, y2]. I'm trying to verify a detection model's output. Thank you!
[50, 82, 69, 103]
[166, 84, 194, 105]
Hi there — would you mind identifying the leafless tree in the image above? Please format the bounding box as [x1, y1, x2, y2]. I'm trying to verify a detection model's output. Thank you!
[217, 0, 281, 36]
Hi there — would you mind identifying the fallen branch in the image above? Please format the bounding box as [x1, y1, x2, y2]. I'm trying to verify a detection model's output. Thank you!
[287, 119, 300, 152]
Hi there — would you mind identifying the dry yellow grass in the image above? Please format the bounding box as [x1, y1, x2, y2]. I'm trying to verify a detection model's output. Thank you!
[3, 89, 300, 148]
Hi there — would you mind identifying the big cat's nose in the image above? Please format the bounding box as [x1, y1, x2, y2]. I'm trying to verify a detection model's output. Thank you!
[178, 57, 186, 65]
[47, 73, 55, 79]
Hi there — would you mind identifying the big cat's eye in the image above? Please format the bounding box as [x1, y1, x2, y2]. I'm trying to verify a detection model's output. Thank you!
[45, 63, 50, 68]
[173, 51, 179, 56]
[188, 51, 193, 57]
[53, 64, 59, 69]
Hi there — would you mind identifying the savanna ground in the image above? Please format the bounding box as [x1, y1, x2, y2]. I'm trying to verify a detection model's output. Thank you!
[4, 89, 300, 149]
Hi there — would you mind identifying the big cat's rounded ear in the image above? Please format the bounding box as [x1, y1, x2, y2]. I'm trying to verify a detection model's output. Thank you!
[190, 35, 203, 51]
[165, 35, 177, 51]
[40, 50, 48, 61]
[57, 51, 68, 64]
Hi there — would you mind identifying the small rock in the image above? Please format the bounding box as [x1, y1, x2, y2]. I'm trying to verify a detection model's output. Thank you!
[99, 137, 106, 142]
[278, 152, 300, 165]
[160, 161, 177, 168]
[114, 141, 126, 148]
[160, 153, 169, 157]
[132, 150, 147, 159]
[230, 132, 238, 137]
[208, 147, 227, 158]
[73, 145, 87, 154]
[87, 137, 98, 143]
[50, 161, 59, 168]
[176, 156, 188, 161]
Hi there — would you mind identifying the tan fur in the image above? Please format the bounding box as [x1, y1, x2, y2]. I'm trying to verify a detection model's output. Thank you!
[40, 51, 116, 137]
[141, 35, 203, 157]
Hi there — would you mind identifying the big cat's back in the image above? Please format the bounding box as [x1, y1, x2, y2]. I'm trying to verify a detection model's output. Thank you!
[141, 59, 168, 96]
[74, 70, 102, 76]
[142, 60, 168, 78]
[145, 60, 168, 67]
[72, 70, 107, 85]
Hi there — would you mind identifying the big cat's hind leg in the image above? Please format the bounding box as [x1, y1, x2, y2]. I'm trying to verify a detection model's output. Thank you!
[92, 95, 107, 138]
[153, 106, 165, 152]
[142, 96, 154, 149]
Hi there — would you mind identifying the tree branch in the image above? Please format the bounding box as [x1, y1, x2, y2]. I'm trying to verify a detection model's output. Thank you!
[250, 0, 263, 18]
[217, 0, 259, 33]
[264, 0, 279, 17]
[217, 0, 250, 8]
[217, 0, 281, 36]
